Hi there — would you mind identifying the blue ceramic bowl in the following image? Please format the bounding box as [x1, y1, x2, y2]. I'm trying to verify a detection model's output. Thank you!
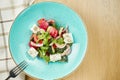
[9, 2, 87, 80]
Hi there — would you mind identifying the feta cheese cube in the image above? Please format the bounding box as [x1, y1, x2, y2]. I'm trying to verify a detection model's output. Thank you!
[50, 54, 61, 62]
[27, 47, 38, 58]
[30, 24, 40, 33]
[63, 33, 73, 43]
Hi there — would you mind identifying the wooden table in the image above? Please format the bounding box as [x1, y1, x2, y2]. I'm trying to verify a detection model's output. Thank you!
[26, 0, 120, 80]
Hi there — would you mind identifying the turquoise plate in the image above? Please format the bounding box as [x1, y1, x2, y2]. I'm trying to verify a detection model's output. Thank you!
[9, 2, 87, 80]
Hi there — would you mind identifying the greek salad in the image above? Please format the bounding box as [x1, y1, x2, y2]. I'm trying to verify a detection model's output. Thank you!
[28, 18, 73, 63]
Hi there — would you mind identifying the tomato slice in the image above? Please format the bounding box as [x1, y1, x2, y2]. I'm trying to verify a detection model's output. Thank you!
[38, 18, 45, 24]
[38, 18, 49, 30]
[47, 26, 58, 38]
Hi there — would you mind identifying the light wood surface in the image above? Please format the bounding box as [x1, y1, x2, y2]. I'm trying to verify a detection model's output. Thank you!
[26, 0, 120, 80]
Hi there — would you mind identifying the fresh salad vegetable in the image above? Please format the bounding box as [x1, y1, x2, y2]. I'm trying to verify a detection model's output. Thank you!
[28, 18, 73, 63]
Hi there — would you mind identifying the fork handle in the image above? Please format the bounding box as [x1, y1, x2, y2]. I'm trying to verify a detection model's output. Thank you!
[5, 76, 11, 80]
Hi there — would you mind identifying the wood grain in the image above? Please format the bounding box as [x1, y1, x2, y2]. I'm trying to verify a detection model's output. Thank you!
[26, 0, 120, 80]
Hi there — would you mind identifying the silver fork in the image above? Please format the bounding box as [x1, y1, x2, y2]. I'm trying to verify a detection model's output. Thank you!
[5, 60, 28, 80]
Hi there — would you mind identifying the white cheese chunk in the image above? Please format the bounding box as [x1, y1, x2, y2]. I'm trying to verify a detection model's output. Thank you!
[50, 54, 61, 62]
[30, 24, 40, 33]
[63, 33, 73, 43]
[27, 47, 38, 58]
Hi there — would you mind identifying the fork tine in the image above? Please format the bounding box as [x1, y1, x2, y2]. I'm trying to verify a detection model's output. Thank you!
[11, 60, 25, 71]
[12, 60, 27, 72]
[17, 61, 28, 71]
[5, 60, 28, 80]
[15, 63, 28, 75]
